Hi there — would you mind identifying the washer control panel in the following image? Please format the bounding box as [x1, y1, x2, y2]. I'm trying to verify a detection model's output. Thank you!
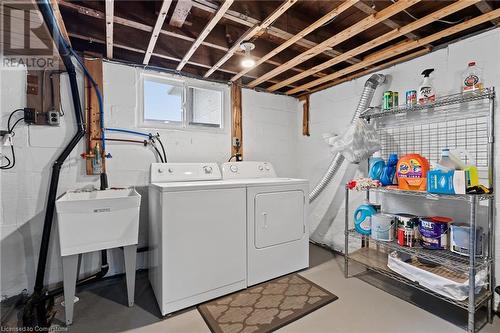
[151, 163, 221, 183]
[221, 161, 277, 179]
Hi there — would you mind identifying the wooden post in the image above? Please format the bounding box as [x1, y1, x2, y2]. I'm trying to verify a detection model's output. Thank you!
[299, 95, 310, 136]
[84, 56, 105, 175]
[231, 82, 243, 159]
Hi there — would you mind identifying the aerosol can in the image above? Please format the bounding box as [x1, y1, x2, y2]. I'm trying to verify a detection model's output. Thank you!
[417, 68, 436, 105]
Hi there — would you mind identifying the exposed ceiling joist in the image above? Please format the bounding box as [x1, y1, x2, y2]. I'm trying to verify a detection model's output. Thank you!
[475, 1, 500, 26]
[105, 0, 113, 58]
[203, 0, 298, 78]
[270, 0, 480, 93]
[57, 1, 318, 78]
[247, 0, 421, 88]
[177, 0, 233, 71]
[230, 0, 358, 82]
[288, 9, 500, 95]
[191, 0, 363, 65]
[143, 0, 173, 65]
[169, 0, 192, 27]
[67, 32, 298, 89]
[49, 0, 71, 46]
[300, 48, 431, 97]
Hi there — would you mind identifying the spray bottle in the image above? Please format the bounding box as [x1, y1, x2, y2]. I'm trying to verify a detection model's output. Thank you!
[417, 68, 436, 105]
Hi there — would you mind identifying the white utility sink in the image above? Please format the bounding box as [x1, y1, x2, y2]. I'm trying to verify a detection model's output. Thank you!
[56, 188, 141, 256]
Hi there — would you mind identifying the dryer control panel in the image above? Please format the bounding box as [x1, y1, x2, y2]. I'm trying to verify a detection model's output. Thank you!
[151, 163, 221, 183]
[221, 161, 277, 179]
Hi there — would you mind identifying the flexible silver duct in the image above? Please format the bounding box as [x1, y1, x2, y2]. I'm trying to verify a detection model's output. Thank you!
[309, 73, 386, 203]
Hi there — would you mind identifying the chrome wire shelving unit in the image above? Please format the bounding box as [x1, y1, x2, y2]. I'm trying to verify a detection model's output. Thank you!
[344, 88, 496, 333]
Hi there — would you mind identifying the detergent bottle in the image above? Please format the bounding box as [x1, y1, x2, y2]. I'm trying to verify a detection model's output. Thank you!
[380, 153, 398, 186]
[462, 61, 483, 94]
[417, 68, 436, 105]
[438, 148, 461, 170]
[368, 151, 385, 181]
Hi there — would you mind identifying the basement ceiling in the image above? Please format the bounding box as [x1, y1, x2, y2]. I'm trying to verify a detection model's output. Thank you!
[57, 0, 500, 96]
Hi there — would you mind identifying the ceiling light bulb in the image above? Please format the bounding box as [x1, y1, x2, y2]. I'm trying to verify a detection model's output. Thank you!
[240, 41, 256, 69]
[241, 57, 255, 68]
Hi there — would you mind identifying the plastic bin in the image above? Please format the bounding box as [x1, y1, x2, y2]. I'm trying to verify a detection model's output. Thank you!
[56, 188, 141, 256]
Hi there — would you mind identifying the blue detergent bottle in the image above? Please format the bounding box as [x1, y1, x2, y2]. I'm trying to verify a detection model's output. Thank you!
[368, 152, 385, 181]
[380, 153, 398, 186]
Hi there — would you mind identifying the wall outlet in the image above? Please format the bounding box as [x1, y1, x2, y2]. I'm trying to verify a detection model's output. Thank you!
[47, 110, 60, 126]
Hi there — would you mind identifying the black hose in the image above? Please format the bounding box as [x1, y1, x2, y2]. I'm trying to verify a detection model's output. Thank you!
[156, 134, 167, 163]
[151, 142, 164, 163]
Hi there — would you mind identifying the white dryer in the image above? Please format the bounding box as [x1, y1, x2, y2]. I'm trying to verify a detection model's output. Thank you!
[221, 162, 309, 286]
[148, 163, 246, 316]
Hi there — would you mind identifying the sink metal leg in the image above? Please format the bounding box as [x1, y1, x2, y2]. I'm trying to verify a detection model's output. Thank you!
[123, 244, 137, 307]
[62, 254, 78, 326]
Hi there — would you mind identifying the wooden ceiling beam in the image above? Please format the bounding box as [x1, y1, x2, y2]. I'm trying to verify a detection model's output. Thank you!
[57, 0, 316, 78]
[67, 32, 298, 88]
[169, 0, 192, 28]
[475, 1, 500, 26]
[299, 48, 431, 97]
[143, 0, 173, 65]
[247, 0, 421, 88]
[49, 0, 71, 46]
[177, 0, 233, 71]
[203, 0, 298, 78]
[191, 0, 362, 65]
[287, 8, 500, 95]
[230, 0, 358, 82]
[271, 0, 479, 93]
[104, 0, 113, 58]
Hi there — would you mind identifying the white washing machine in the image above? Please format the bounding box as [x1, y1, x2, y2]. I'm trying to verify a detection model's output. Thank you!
[148, 163, 246, 316]
[221, 161, 309, 286]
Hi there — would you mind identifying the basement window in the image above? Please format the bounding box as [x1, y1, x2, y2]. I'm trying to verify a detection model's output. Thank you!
[140, 74, 225, 130]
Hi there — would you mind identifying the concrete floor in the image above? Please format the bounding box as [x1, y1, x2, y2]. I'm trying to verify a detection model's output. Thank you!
[7, 245, 500, 332]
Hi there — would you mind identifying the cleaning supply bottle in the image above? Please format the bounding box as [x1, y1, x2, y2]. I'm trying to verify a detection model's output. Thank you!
[438, 148, 461, 170]
[417, 68, 436, 105]
[368, 151, 385, 181]
[380, 153, 398, 186]
[462, 61, 483, 94]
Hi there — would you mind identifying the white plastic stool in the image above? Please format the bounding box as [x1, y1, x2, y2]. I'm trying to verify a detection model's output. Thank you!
[62, 245, 137, 325]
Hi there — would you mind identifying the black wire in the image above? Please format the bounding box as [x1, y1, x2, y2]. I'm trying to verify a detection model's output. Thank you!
[150, 141, 164, 163]
[0, 146, 15, 170]
[7, 109, 24, 132]
[0, 152, 11, 169]
[10, 117, 25, 133]
[156, 135, 167, 163]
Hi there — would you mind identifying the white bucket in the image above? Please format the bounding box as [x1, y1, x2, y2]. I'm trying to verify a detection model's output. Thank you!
[371, 213, 395, 241]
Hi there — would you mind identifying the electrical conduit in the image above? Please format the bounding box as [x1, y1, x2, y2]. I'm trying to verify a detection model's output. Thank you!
[309, 74, 385, 203]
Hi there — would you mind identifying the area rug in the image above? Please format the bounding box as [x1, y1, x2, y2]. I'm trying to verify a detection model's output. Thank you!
[198, 273, 338, 333]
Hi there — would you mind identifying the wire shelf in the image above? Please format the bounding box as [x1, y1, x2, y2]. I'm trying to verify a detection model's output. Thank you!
[347, 230, 492, 273]
[360, 88, 495, 119]
[367, 187, 494, 202]
[347, 248, 492, 310]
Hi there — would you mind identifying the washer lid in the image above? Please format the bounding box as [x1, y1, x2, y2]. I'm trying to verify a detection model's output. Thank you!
[150, 163, 221, 183]
[150, 179, 244, 192]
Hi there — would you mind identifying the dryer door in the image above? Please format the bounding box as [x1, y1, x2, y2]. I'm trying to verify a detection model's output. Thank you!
[255, 191, 304, 248]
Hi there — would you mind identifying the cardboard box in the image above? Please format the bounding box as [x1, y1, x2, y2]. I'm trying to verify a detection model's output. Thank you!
[427, 170, 467, 195]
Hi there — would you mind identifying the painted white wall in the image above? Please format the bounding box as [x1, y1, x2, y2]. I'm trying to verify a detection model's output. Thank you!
[242, 89, 300, 178]
[0, 61, 299, 298]
[298, 28, 500, 305]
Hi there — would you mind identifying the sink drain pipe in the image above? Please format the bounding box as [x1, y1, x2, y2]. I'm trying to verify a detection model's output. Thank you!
[309, 74, 386, 203]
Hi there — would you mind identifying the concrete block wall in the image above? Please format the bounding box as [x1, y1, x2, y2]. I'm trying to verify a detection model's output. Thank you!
[0, 62, 300, 298]
[297, 28, 500, 305]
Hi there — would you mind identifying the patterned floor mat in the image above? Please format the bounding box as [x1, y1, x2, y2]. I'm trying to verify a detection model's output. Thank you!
[198, 273, 338, 333]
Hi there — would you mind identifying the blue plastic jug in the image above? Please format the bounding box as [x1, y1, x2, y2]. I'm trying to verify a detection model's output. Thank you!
[380, 153, 398, 186]
[354, 204, 377, 235]
[368, 153, 385, 180]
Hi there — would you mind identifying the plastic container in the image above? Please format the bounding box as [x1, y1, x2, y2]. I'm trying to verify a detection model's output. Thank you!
[396, 154, 430, 191]
[438, 148, 461, 170]
[56, 188, 141, 256]
[417, 68, 436, 105]
[419, 216, 453, 250]
[371, 214, 395, 241]
[354, 204, 378, 235]
[368, 152, 385, 181]
[462, 61, 483, 94]
[380, 153, 398, 186]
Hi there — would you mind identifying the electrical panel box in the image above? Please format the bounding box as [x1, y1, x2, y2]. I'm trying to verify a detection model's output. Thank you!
[26, 70, 62, 125]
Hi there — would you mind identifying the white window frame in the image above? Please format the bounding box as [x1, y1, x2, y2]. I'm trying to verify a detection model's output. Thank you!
[138, 72, 228, 133]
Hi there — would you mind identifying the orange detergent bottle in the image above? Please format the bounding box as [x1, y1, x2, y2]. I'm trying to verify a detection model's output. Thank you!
[396, 154, 430, 191]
